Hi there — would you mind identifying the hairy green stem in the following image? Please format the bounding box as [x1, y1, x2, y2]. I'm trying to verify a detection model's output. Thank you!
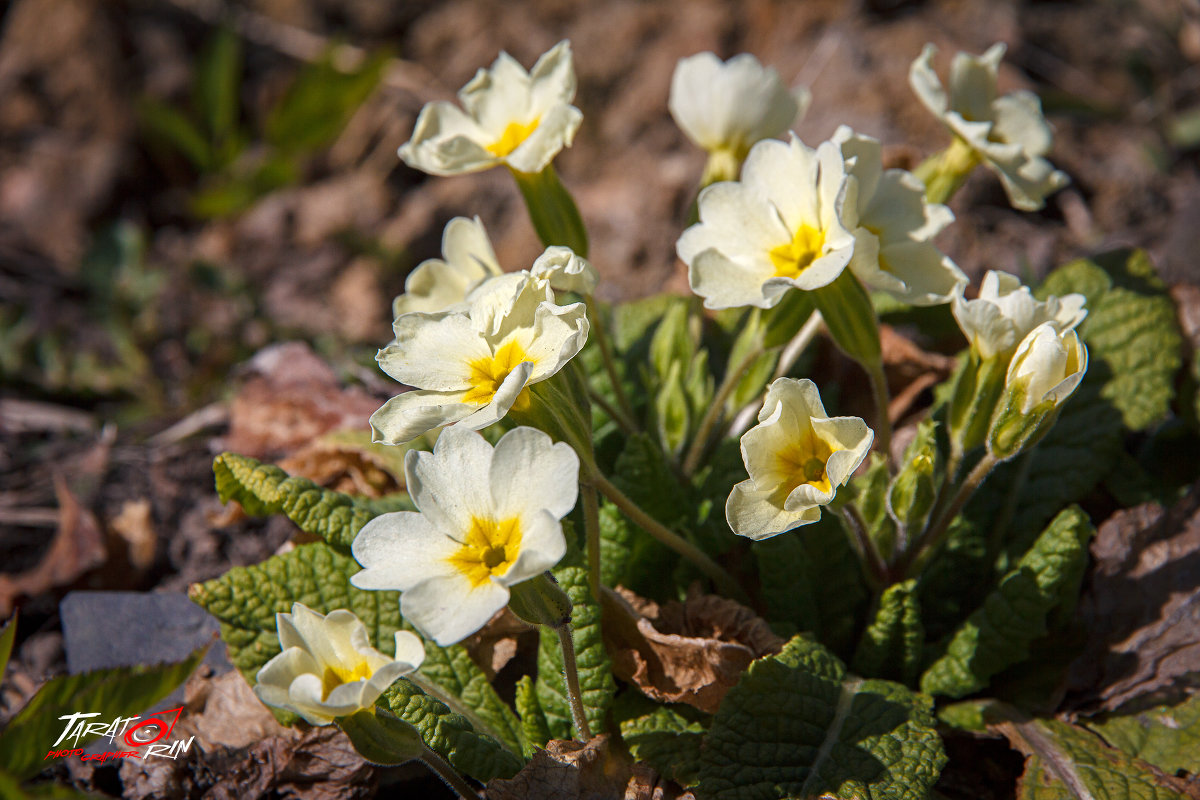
[866, 361, 893, 464]
[727, 310, 825, 439]
[588, 470, 748, 602]
[901, 452, 998, 579]
[682, 343, 766, 477]
[553, 622, 593, 741]
[421, 743, 479, 799]
[587, 387, 636, 436]
[839, 502, 888, 589]
[581, 483, 602, 601]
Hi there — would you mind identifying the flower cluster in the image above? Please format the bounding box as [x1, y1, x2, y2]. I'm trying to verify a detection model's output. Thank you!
[952, 269, 1086, 360]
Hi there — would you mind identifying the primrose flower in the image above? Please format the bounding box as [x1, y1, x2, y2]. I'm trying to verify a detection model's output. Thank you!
[952, 270, 1086, 360]
[371, 270, 589, 445]
[676, 136, 856, 309]
[1003, 323, 1087, 415]
[351, 426, 577, 645]
[833, 125, 966, 306]
[909, 42, 1068, 211]
[669, 52, 810, 168]
[727, 378, 873, 540]
[253, 604, 425, 726]
[393, 216, 502, 318]
[398, 41, 582, 176]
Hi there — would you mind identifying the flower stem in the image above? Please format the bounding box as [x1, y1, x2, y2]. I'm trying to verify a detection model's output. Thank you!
[900, 452, 998, 579]
[407, 673, 517, 757]
[838, 502, 888, 589]
[510, 164, 589, 257]
[553, 622, 593, 741]
[580, 483, 602, 601]
[588, 470, 748, 603]
[586, 295, 638, 428]
[682, 343, 765, 477]
[420, 743, 479, 799]
[588, 387, 636, 436]
[727, 310, 824, 439]
[866, 360, 893, 463]
[915, 136, 981, 206]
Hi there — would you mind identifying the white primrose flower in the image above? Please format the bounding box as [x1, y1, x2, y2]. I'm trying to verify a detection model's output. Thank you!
[1005, 323, 1087, 414]
[676, 136, 856, 309]
[909, 42, 1069, 211]
[669, 52, 810, 161]
[351, 426, 577, 645]
[833, 125, 966, 306]
[398, 40, 582, 176]
[727, 378, 873, 541]
[371, 271, 589, 445]
[952, 270, 1086, 360]
[393, 216, 502, 318]
[253, 604, 425, 726]
[530, 246, 599, 296]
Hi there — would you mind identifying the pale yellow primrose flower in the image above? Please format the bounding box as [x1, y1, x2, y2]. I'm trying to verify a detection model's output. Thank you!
[833, 125, 966, 306]
[393, 216, 502, 318]
[676, 136, 856, 309]
[1004, 323, 1087, 415]
[909, 42, 1068, 211]
[952, 270, 1086, 360]
[253, 604, 425, 726]
[371, 271, 589, 445]
[727, 378, 873, 541]
[398, 41, 582, 176]
[669, 52, 810, 161]
[351, 426, 577, 645]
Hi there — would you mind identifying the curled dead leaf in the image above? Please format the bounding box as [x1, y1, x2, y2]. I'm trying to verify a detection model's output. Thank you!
[462, 607, 534, 680]
[1068, 481, 1200, 711]
[486, 735, 630, 800]
[880, 324, 956, 424]
[601, 586, 783, 713]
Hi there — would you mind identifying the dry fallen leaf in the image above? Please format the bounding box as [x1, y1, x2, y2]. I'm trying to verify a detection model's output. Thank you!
[277, 438, 403, 498]
[178, 667, 289, 752]
[880, 324, 957, 424]
[1067, 481, 1200, 711]
[486, 735, 630, 800]
[109, 498, 156, 571]
[0, 473, 107, 616]
[462, 607, 534, 680]
[601, 586, 783, 713]
[223, 342, 383, 460]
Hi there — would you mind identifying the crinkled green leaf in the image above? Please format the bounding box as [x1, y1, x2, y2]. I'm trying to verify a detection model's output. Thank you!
[213, 452, 412, 551]
[619, 704, 706, 787]
[377, 679, 522, 783]
[920, 506, 1094, 699]
[1039, 249, 1182, 431]
[536, 565, 614, 740]
[0, 646, 206, 781]
[754, 516, 870, 656]
[613, 294, 690, 354]
[697, 635, 946, 800]
[514, 675, 550, 758]
[851, 580, 924, 686]
[1002, 718, 1192, 800]
[417, 636, 524, 757]
[853, 453, 898, 563]
[1086, 693, 1200, 776]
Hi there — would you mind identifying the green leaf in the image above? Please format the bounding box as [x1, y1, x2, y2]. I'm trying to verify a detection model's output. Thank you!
[920, 506, 1095, 699]
[514, 675, 550, 758]
[265, 50, 389, 155]
[754, 516, 870, 656]
[696, 635, 946, 800]
[1002, 717, 1193, 800]
[0, 770, 104, 799]
[0, 613, 15, 682]
[137, 97, 213, 170]
[613, 294, 688, 354]
[213, 452, 411, 551]
[1086, 693, 1200, 776]
[0, 646, 206, 781]
[851, 580, 924, 686]
[619, 704, 706, 787]
[195, 27, 242, 144]
[416, 638, 524, 758]
[377, 679, 522, 782]
[1039, 249, 1182, 431]
[189, 541, 402, 683]
[337, 709, 423, 766]
[535, 565, 614, 740]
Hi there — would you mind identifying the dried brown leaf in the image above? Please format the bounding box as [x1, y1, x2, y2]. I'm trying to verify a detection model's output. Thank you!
[178, 667, 288, 752]
[461, 607, 534, 680]
[486, 735, 630, 800]
[203, 725, 376, 800]
[1067, 482, 1200, 711]
[109, 498, 156, 571]
[224, 342, 382, 460]
[0, 474, 107, 615]
[880, 324, 957, 424]
[601, 587, 784, 713]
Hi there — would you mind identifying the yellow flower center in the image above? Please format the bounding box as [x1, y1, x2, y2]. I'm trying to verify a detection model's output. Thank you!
[462, 339, 534, 410]
[320, 659, 373, 700]
[769, 224, 826, 279]
[487, 118, 541, 157]
[776, 429, 837, 495]
[447, 516, 523, 587]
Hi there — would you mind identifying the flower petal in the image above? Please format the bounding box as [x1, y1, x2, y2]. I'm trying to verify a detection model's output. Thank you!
[529, 40, 577, 113]
[490, 426, 579, 520]
[378, 312, 489, 391]
[401, 572, 510, 646]
[505, 103, 583, 174]
[503, 508, 567, 586]
[726, 479, 822, 541]
[399, 102, 496, 176]
[369, 389, 477, 446]
[405, 426, 496, 533]
[351, 511, 460, 591]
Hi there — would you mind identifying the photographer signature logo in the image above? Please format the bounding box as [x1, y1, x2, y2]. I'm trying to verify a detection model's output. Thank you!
[43, 706, 195, 763]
